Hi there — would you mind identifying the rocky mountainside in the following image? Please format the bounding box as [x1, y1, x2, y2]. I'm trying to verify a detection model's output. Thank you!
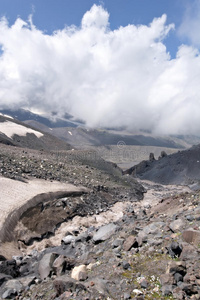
[0, 115, 71, 151]
[24, 125, 190, 150]
[2, 108, 199, 150]
[124, 145, 200, 187]
[0, 135, 200, 299]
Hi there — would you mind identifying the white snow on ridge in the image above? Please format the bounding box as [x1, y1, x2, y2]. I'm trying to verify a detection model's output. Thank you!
[0, 121, 43, 139]
[0, 113, 14, 119]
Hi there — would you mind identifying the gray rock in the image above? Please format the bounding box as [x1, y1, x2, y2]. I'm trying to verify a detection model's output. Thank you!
[140, 279, 148, 289]
[182, 229, 200, 246]
[172, 286, 186, 300]
[1, 279, 23, 299]
[178, 282, 198, 295]
[122, 261, 130, 270]
[38, 253, 57, 280]
[123, 236, 138, 251]
[61, 235, 76, 245]
[160, 274, 175, 285]
[142, 222, 165, 234]
[0, 273, 12, 287]
[93, 223, 118, 243]
[180, 242, 198, 260]
[148, 238, 162, 246]
[167, 241, 182, 258]
[137, 231, 148, 247]
[162, 284, 173, 296]
[19, 276, 36, 287]
[2, 279, 22, 291]
[112, 238, 124, 248]
[169, 219, 184, 232]
[113, 248, 122, 258]
[186, 215, 194, 221]
[174, 273, 183, 283]
[166, 261, 186, 276]
[0, 260, 19, 278]
[149, 153, 155, 162]
[2, 289, 17, 299]
[75, 232, 91, 243]
[93, 278, 109, 295]
[53, 275, 86, 296]
[124, 292, 131, 299]
[52, 255, 66, 276]
[160, 151, 167, 158]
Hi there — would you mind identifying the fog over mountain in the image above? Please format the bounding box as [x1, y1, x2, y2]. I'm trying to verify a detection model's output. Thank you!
[0, 4, 200, 135]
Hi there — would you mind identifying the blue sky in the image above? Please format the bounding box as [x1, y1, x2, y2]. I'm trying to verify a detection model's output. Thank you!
[0, 1, 200, 135]
[0, 0, 195, 57]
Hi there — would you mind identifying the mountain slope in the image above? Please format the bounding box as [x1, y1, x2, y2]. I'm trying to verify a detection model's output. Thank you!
[0, 115, 71, 151]
[2, 108, 200, 151]
[23, 124, 190, 150]
[124, 144, 200, 186]
[0, 108, 78, 128]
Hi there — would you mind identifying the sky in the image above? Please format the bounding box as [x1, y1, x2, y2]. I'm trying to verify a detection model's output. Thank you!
[0, 0, 200, 135]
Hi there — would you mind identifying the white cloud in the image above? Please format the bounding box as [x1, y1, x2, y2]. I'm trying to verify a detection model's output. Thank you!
[0, 4, 200, 135]
[81, 4, 109, 28]
[178, 0, 200, 47]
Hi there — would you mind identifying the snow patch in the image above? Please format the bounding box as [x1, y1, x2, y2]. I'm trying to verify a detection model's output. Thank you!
[0, 121, 43, 139]
[0, 113, 14, 119]
[68, 131, 73, 136]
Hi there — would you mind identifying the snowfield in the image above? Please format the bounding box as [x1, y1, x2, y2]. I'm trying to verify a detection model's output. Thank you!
[0, 176, 86, 235]
[0, 121, 43, 139]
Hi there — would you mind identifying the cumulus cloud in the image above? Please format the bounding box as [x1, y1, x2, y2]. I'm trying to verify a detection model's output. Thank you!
[0, 4, 200, 135]
[178, 0, 200, 47]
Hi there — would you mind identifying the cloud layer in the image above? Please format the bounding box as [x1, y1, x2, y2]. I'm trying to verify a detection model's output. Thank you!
[0, 4, 200, 135]
[178, 0, 200, 47]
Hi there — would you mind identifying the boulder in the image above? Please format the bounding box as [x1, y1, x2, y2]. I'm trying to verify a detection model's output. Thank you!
[137, 231, 148, 247]
[0, 260, 19, 278]
[0, 274, 12, 287]
[61, 235, 75, 245]
[160, 151, 167, 158]
[123, 236, 138, 251]
[124, 292, 131, 299]
[92, 278, 109, 295]
[167, 241, 182, 258]
[75, 232, 92, 243]
[93, 223, 118, 244]
[166, 261, 186, 276]
[71, 265, 87, 281]
[53, 275, 86, 296]
[18, 275, 36, 288]
[1, 279, 22, 299]
[52, 255, 66, 276]
[182, 229, 200, 246]
[160, 274, 175, 286]
[112, 238, 124, 249]
[162, 284, 173, 296]
[2, 289, 17, 299]
[38, 253, 57, 280]
[174, 273, 183, 283]
[142, 222, 165, 235]
[178, 282, 198, 296]
[172, 286, 186, 300]
[122, 261, 130, 270]
[149, 153, 155, 162]
[169, 219, 184, 232]
[180, 243, 198, 260]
